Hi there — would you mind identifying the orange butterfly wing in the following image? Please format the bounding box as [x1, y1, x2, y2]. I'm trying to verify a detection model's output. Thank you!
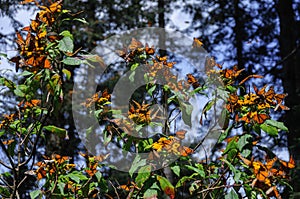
[280, 156, 295, 169]
[175, 130, 187, 140]
[179, 146, 193, 156]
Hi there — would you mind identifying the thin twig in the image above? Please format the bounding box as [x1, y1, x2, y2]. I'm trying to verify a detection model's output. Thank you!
[109, 180, 120, 199]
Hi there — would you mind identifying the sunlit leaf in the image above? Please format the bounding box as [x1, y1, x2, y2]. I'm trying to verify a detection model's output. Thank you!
[147, 84, 156, 96]
[136, 165, 151, 187]
[30, 190, 42, 199]
[62, 68, 71, 80]
[129, 155, 146, 177]
[143, 188, 158, 199]
[58, 36, 74, 53]
[62, 57, 86, 65]
[171, 165, 180, 177]
[59, 30, 73, 39]
[43, 125, 68, 138]
[260, 123, 278, 136]
[264, 119, 288, 131]
[237, 134, 252, 151]
[130, 63, 139, 71]
[74, 18, 89, 24]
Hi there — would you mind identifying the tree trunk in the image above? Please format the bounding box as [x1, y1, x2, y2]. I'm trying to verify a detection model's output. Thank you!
[277, 0, 300, 194]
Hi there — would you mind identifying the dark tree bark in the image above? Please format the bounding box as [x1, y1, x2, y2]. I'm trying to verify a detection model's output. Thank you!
[277, 0, 300, 194]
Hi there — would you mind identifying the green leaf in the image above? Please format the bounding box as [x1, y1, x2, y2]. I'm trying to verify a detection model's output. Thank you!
[0, 52, 7, 58]
[67, 173, 81, 183]
[226, 85, 237, 93]
[222, 159, 241, 183]
[129, 155, 146, 177]
[74, 18, 89, 24]
[175, 173, 198, 188]
[103, 130, 112, 145]
[156, 175, 175, 198]
[14, 84, 27, 97]
[30, 190, 42, 199]
[189, 181, 200, 194]
[218, 124, 232, 143]
[95, 171, 102, 182]
[223, 136, 238, 154]
[225, 189, 239, 199]
[143, 188, 158, 199]
[20, 70, 33, 76]
[0, 186, 10, 197]
[130, 63, 139, 71]
[57, 182, 65, 195]
[67, 171, 88, 183]
[129, 71, 135, 82]
[237, 134, 252, 151]
[14, 87, 25, 97]
[147, 84, 156, 96]
[0, 77, 15, 89]
[43, 125, 68, 138]
[62, 69, 71, 80]
[179, 101, 193, 127]
[62, 57, 86, 65]
[264, 119, 288, 131]
[135, 165, 151, 187]
[186, 165, 205, 178]
[59, 30, 73, 39]
[260, 123, 278, 136]
[171, 165, 180, 177]
[58, 36, 74, 53]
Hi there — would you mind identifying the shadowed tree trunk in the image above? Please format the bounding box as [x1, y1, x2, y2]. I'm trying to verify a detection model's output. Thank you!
[277, 0, 300, 195]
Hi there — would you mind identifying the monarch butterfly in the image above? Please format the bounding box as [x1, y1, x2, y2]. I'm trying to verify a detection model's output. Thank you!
[164, 61, 176, 68]
[86, 162, 98, 177]
[52, 154, 69, 164]
[101, 89, 111, 100]
[253, 84, 274, 102]
[192, 37, 203, 48]
[279, 156, 295, 169]
[274, 93, 287, 104]
[187, 74, 200, 89]
[156, 55, 168, 62]
[2, 139, 15, 145]
[145, 43, 155, 55]
[128, 38, 143, 51]
[253, 112, 269, 124]
[222, 68, 245, 79]
[118, 181, 138, 191]
[175, 130, 187, 140]
[178, 146, 193, 157]
[36, 167, 47, 180]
